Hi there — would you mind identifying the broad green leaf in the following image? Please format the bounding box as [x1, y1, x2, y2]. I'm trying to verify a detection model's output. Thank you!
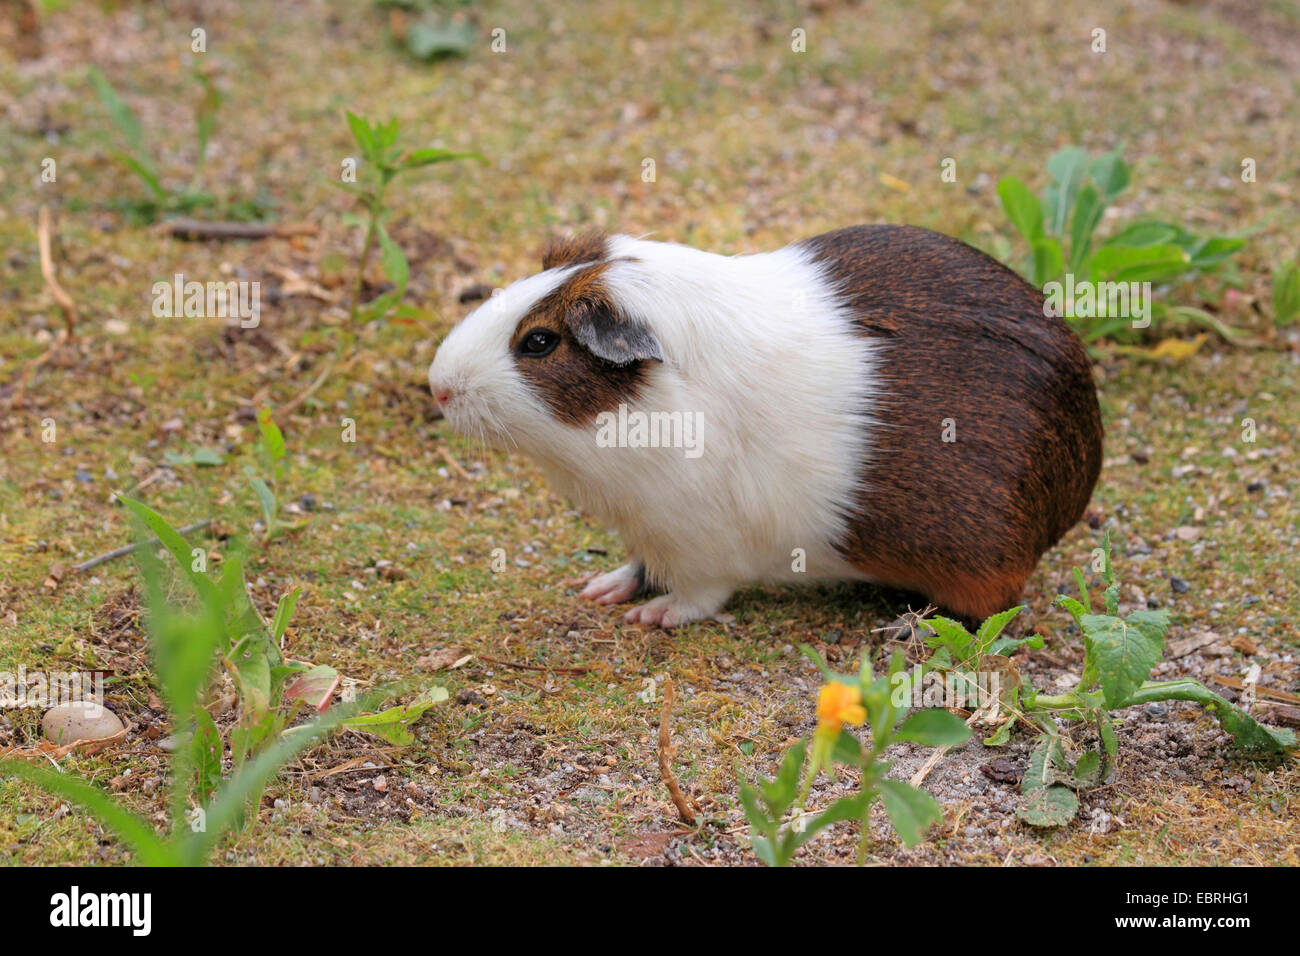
[988, 632, 1044, 657]
[374, 118, 400, 154]
[997, 176, 1044, 244]
[225, 632, 272, 722]
[921, 616, 975, 666]
[243, 467, 277, 532]
[975, 605, 1026, 657]
[1273, 261, 1300, 327]
[831, 728, 864, 766]
[737, 780, 784, 865]
[345, 110, 376, 159]
[894, 709, 972, 748]
[878, 779, 943, 846]
[1102, 221, 1178, 248]
[1016, 784, 1079, 827]
[342, 687, 449, 746]
[749, 832, 778, 866]
[255, 406, 285, 468]
[1187, 236, 1245, 269]
[1080, 611, 1168, 708]
[1044, 146, 1090, 234]
[1072, 750, 1101, 784]
[760, 738, 807, 813]
[1090, 243, 1189, 283]
[1055, 594, 1088, 627]
[1089, 148, 1130, 200]
[794, 792, 873, 848]
[377, 225, 409, 292]
[1023, 736, 1066, 792]
[215, 554, 278, 666]
[1121, 680, 1295, 754]
[750, 835, 778, 866]
[1068, 184, 1105, 275]
[983, 716, 1016, 747]
[191, 708, 223, 805]
[1030, 238, 1064, 287]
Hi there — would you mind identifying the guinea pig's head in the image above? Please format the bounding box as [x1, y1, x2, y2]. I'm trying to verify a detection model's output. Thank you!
[428, 234, 664, 455]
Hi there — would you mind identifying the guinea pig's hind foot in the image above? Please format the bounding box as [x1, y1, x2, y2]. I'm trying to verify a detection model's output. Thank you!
[623, 587, 732, 629]
[580, 562, 646, 604]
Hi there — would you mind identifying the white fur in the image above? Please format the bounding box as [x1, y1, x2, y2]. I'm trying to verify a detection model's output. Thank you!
[429, 235, 880, 626]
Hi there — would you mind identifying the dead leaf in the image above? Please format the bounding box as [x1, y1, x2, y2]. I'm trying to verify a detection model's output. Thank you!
[1167, 629, 1222, 658]
[877, 172, 912, 193]
[1229, 634, 1259, 655]
[42, 561, 65, 590]
[417, 646, 472, 671]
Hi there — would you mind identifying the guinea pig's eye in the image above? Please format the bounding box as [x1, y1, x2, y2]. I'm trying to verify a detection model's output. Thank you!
[517, 328, 559, 358]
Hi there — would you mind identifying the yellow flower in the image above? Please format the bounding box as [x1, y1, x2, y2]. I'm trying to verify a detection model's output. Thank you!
[816, 681, 866, 733]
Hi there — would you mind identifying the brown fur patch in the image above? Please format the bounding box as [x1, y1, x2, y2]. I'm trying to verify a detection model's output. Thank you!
[801, 225, 1103, 620]
[541, 232, 608, 271]
[511, 262, 652, 426]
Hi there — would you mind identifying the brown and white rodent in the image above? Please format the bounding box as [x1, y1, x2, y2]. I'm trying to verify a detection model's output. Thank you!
[428, 225, 1102, 627]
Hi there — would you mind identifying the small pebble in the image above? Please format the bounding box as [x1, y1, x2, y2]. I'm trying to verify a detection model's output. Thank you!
[41, 701, 123, 744]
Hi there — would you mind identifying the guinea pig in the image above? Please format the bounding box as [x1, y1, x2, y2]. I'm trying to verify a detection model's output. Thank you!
[428, 225, 1102, 628]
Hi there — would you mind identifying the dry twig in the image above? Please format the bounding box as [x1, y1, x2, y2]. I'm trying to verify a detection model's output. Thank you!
[37, 204, 77, 339]
[72, 519, 212, 572]
[162, 218, 319, 241]
[476, 654, 591, 675]
[658, 676, 697, 825]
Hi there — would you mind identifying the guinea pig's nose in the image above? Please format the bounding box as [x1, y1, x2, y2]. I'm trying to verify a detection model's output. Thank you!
[432, 386, 455, 406]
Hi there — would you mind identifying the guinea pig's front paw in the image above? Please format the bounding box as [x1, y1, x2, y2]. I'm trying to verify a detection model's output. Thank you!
[623, 588, 730, 629]
[579, 563, 644, 604]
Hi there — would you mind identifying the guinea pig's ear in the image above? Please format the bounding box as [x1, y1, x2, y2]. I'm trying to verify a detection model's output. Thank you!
[566, 298, 664, 366]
